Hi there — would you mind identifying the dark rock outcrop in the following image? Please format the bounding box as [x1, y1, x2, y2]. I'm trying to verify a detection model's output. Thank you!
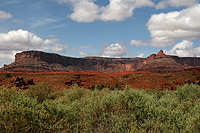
[10, 76, 35, 89]
[0, 50, 200, 73]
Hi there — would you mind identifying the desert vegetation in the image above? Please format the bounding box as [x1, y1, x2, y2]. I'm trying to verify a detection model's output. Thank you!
[0, 83, 199, 132]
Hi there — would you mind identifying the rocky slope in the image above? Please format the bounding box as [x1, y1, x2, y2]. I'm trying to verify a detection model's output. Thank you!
[1, 50, 200, 73]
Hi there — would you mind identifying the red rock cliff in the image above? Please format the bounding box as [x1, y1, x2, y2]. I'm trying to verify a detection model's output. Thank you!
[1, 50, 200, 73]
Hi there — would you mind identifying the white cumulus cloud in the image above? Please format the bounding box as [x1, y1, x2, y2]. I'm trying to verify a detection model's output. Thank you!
[101, 43, 128, 58]
[131, 4, 200, 49]
[100, 0, 154, 22]
[0, 29, 54, 51]
[51, 44, 68, 53]
[137, 53, 144, 58]
[156, 0, 198, 9]
[130, 40, 149, 46]
[0, 51, 21, 67]
[165, 40, 200, 57]
[56, 0, 154, 23]
[78, 51, 88, 56]
[0, 10, 12, 20]
[0, 29, 68, 67]
[70, 0, 100, 23]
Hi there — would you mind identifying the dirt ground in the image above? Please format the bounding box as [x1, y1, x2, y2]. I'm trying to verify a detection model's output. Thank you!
[0, 67, 200, 91]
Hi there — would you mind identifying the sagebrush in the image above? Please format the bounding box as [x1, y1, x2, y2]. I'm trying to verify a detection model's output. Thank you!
[0, 84, 199, 132]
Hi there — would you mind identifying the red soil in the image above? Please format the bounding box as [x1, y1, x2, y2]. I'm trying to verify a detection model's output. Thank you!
[0, 68, 200, 91]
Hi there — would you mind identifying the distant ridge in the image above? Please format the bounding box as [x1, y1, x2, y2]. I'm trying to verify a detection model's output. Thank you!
[1, 50, 200, 73]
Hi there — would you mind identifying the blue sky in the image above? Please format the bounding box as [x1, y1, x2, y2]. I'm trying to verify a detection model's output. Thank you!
[0, 0, 200, 66]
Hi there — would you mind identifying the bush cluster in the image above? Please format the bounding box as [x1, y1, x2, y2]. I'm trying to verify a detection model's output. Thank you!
[90, 83, 122, 91]
[0, 84, 199, 132]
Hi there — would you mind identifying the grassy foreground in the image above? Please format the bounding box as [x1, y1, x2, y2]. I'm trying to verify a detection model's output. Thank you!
[0, 84, 199, 132]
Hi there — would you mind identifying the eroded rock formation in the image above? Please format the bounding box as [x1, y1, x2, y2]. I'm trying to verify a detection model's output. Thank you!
[0, 50, 200, 73]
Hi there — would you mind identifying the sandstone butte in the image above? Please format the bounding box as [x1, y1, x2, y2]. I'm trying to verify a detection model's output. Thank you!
[0, 50, 200, 73]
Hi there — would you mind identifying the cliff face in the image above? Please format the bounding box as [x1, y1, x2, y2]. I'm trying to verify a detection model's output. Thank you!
[1, 50, 200, 73]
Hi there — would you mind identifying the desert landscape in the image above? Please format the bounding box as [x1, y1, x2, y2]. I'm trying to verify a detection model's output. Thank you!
[0, 50, 200, 132]
[0, 50, 200, 90]
[0, 0, 200, 132]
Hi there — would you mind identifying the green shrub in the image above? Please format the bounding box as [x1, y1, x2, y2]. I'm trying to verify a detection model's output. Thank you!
[6, 73, 12, 78]
[90, 84, 106, 91]
[27, 83, 54, 103]
[175, 84, 200, 100]
[0, 102, 67, 132]
[123, 74, 129, 78]
[90, 84, 122, 91]
[0, 88, 68, 132]
[0, 84, 199, 132]
[47, 91, 65, 100]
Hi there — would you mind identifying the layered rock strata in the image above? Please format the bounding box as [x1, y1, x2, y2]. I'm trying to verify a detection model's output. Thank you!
[1, 50, 200, 73]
